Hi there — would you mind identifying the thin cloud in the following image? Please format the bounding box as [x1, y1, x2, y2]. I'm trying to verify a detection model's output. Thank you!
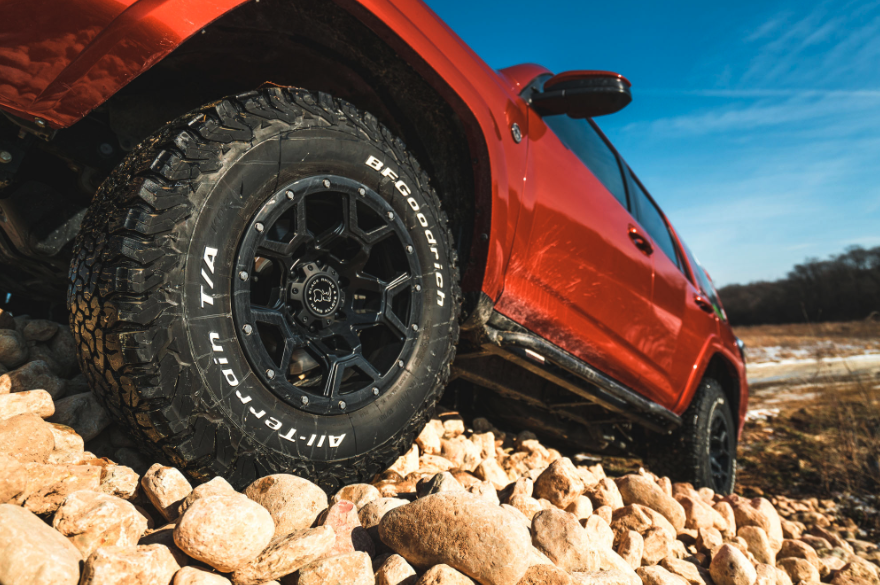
[745, 14, 792, 42]
[740, 3, 880, 88]
[638, 88, 880, 98]
[625, 91, 880, 136]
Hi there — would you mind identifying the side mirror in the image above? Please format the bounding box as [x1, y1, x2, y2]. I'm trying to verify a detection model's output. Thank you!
[531, 70, 632, 118]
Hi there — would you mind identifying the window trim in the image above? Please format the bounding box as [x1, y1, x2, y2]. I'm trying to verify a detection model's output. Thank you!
[625, 165, 685, 272]
[587, 119, 632, 213]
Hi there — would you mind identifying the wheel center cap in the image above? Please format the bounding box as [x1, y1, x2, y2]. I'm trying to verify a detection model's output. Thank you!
[304, 274, 340, 317]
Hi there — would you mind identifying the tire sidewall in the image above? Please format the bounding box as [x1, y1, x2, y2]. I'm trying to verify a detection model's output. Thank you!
[178, 123, 454, 463]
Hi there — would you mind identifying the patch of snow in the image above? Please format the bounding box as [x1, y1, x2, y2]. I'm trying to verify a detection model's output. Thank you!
[765, 392, 818, 404]
[746, 408, 780, 421]
[748, 351, 880, 368]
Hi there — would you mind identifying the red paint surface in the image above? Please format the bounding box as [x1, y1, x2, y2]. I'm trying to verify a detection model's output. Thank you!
[0, 0, 747, 428]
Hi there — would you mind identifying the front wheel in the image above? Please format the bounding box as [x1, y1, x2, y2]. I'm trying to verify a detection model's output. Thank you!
[643, 378, 737, 494]
[68, 88, 460, 490]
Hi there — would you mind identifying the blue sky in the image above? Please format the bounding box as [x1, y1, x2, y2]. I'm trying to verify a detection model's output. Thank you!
[425, 0, 880, 286]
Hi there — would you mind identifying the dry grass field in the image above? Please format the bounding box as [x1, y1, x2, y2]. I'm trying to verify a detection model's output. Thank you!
[732, 320, 880, 539]
[734, 320, 880, 363]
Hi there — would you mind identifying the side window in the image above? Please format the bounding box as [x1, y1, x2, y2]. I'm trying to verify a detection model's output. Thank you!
[542, 114, 628, 208]
[626, 168, 680, 267]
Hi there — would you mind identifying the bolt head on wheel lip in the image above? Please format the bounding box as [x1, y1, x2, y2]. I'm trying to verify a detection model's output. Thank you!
[231, 174, 424, 416]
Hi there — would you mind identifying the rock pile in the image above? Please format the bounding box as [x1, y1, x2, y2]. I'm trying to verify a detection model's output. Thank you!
[1, 312, 878, 585]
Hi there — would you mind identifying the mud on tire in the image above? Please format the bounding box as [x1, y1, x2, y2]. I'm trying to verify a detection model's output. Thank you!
[68, 88, 460, 490]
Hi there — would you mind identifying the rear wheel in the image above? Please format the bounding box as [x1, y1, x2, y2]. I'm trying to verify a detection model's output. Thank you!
[68, 88, 460, 490]
[643, 378, 737, 494]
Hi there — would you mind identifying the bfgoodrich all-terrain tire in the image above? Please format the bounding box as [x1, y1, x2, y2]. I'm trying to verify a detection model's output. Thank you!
[68, 88, 460, 490]
[643, 378, 737, 494]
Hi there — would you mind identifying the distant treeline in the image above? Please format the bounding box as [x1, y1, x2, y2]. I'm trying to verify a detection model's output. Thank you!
[718, 245, 880, 326]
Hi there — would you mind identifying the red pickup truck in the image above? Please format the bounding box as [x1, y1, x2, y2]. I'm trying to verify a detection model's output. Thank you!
[0, 0, 747, 492]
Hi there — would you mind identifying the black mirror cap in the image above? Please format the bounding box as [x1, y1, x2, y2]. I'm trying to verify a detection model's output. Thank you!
[531, 70, 632, 118]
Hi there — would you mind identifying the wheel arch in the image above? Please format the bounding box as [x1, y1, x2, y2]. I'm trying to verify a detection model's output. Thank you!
[97, 0, 492, 316]
[701, 352, 743, 435]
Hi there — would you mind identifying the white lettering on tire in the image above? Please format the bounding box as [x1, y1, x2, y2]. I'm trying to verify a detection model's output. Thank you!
[364, 156, 445, 306]
[202, 244, 345, 448]
[201, 246, 218, 307]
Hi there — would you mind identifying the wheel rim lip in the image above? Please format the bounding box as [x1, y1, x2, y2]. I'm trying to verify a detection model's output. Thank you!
[709, 408, 733, 490]
[231, 174, 423, 415]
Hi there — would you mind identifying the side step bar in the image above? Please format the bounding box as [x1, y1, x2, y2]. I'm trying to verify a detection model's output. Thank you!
[481, 325, 681, 434]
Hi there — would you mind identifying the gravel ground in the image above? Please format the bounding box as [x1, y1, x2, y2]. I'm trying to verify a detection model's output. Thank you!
[1, 312, 878, 585]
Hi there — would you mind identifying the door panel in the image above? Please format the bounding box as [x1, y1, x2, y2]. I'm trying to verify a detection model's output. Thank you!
[627, 170, 718, 407]
[669, 276, 721, 408]
[647, 248, 688, 403]
[496, 111, 667, 400]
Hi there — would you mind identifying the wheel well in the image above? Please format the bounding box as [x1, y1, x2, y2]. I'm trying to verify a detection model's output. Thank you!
[702, 353, 741, 424]
[98, 0, 487, 305]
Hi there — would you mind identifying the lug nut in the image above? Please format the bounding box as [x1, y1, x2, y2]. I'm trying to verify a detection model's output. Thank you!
[266, 369, 275, 379]
[338, 400, 346, 409]
[372, 387, 379, 396]
[323, 179, 331, 188]
[286, 190, 294, 200]
[358, 188, 366, 196]
[242, 324, 253, 335]
[398, 360, 405, 368]
[414, 284, 422, 292]
[0, 151, 12, 164]
[412, 324, 419, 331]
[301, 396, 309, 405]
[239, 271, 249, 281]
[386, 212, 394, 220]
[406, 246, 413, 253]
[255, 222, 264, 232]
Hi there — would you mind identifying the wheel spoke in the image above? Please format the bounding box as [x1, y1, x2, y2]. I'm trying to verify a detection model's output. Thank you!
[346, 272, 411, 337]
[382, 273, 412, 337]
[350, 274, 387, 293]
[250, 305, 287, 326]
[314, 322, 363, 353]
[256, 199, 312, 263]
[385, 273, 411, 295]
[322, 353, 382, 398]
[362, 224, 394, 244]
[250, 306, 305, 349]
[314, 222, 346, 250]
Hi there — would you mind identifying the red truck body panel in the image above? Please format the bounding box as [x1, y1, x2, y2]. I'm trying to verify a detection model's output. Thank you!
[0, 0, 748, 430]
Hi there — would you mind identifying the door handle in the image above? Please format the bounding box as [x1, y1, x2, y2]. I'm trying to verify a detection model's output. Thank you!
[694, 294, 714, 314]
[628, 225, 653, 256]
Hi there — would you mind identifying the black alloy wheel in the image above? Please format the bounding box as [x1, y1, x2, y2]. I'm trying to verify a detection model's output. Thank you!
[233, 175, 422, 415]
[708, 410, 733, 491]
